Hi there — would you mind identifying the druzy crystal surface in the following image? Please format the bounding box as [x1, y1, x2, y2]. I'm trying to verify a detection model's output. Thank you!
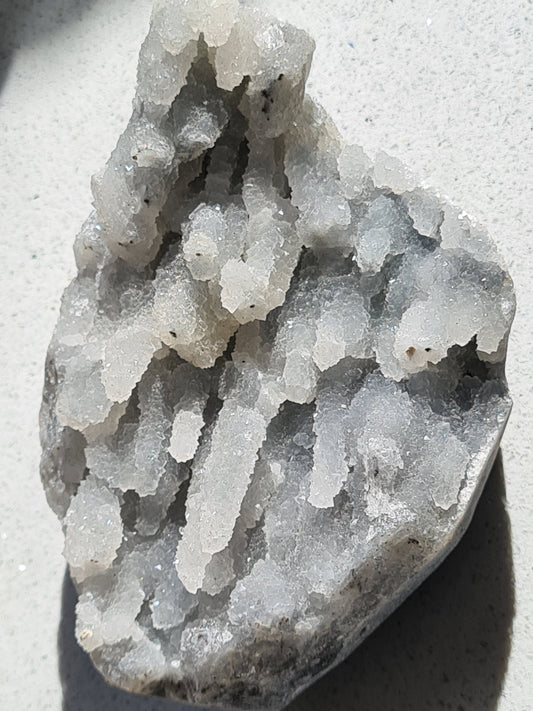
[40, 1, 515, 708]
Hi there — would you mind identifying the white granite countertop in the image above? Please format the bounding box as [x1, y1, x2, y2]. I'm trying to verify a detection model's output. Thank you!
[0, 1, 531, 709]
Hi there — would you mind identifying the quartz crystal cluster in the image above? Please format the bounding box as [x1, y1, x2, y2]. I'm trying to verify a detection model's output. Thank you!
[40, 1, 515, 708]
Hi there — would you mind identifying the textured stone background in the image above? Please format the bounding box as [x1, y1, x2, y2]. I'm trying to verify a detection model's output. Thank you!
[0, 0, 530, 709]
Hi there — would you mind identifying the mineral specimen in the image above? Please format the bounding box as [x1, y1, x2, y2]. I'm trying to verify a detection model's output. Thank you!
[39, 0, 515, 708]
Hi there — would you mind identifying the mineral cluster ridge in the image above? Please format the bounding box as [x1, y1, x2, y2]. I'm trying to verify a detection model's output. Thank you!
[40, 0, 515, 708]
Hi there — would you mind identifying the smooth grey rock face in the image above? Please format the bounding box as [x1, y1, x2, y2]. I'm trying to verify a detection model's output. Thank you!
[40, 1, 515, 708]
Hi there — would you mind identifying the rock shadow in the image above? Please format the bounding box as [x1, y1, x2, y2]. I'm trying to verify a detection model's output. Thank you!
[58, 451, 513, 711]
[0, 0, 96, 92]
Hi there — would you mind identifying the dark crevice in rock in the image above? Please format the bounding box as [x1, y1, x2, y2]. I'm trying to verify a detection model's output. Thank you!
[165, 475, 191, 531]
[121, 489, 140, 532]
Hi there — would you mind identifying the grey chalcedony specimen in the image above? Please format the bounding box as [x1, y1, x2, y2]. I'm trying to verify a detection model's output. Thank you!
[40, 1, 515, 708]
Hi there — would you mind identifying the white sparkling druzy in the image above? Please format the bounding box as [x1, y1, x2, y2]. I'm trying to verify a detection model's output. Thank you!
[63, 475, 123, 580]
[39, 1, 514, 708]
